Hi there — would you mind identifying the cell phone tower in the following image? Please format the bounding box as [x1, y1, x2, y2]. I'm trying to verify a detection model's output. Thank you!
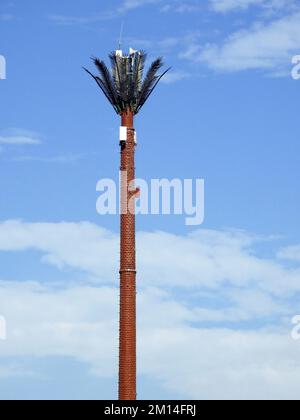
[84, 48, 169, 400]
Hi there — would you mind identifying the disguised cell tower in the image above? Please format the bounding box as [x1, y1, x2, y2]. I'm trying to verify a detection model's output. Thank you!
[85, 48, 169, 400]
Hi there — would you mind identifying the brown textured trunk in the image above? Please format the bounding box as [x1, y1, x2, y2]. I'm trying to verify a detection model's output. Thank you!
[119, 109, 137, 400]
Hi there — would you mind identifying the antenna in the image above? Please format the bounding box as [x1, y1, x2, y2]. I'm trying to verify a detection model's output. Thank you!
[118, 21, 124, 50]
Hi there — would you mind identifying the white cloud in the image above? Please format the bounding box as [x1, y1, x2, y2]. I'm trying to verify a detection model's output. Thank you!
[120, 0, 202, 13]
[161, 3, 202, 13]
[0, 364, 36, 379]
[0, 280, 299, 399]
[48, 1, 155, 25]
[0, 129, 41, 146]
[210, 0, 295, 13]
[0, 137, 40, 146]
[1, 220, 300, 398]
[119, 0, 161, 12]
[278, 245, 300, 262]
[160, 70, 191, 84]
[0, 221, 118, 281]
[11, 154, 84, 164]
[49, 0, 165, 22]
[50, 0, 199, 20]
[0, 282, 118, 377]
[48, 11, 115, 25]
[138, 229, 300, 294]
[1, 221, 300, 296]
[140, 327, 300, 400]
[185, 11, 300, 73]
[125, 35, 180, 52]
[211, 0, 266, 12]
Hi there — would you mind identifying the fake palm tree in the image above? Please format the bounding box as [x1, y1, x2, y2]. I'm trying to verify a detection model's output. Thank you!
[85, 49, 169, 401]
[84, 49, 169, 115]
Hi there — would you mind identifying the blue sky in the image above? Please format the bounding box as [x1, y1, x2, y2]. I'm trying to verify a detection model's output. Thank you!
[0, 0, 300, 400]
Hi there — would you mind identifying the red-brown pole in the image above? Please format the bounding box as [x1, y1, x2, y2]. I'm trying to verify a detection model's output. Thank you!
[119, 108, 137, 400]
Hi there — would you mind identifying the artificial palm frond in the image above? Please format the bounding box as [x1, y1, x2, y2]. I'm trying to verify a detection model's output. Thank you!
[85, 49, 170, 115]
[93, 59, 119, 106]
[130, 50, 147, 100]
[135, 58, 164, 113]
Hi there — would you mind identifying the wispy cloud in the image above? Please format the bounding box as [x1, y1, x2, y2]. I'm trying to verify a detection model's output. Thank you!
[210, 0, 296, 13]
[124, 36, 179, 51]
[11, 154, 84, 164]
[161, 2, 203, 13]
[211, 0, 267, 13]
[0, 130, 82, 164]
[48, 11, 116, 25]
[48, 0, 191, 25]
[0, 137, 41, 146]
[160, 70, 191, 84]
[119, 0, 162, 12]
[120, 0, 203, 13]
[0, 129, 42, 146]
[278, 245, 300, 262]
[126, 31, 200, 55]
[181, 11, 300, 74]
[48, 0, 204, 28]
[0, 220, 299, 296]
[48, 0, 162, 25]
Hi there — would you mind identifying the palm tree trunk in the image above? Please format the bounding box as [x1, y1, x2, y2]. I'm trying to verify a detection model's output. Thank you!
[119, 109, 137, 400]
